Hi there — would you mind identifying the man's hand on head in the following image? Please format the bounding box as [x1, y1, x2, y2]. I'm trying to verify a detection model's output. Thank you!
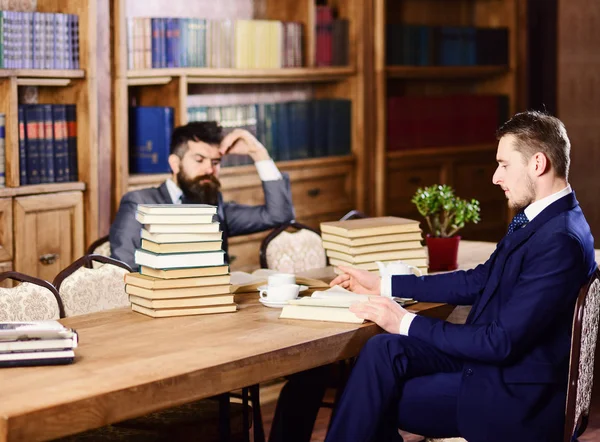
[219, 129, 270, 162]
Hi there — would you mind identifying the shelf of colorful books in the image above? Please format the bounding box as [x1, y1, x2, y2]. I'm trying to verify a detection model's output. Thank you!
[127, 155, 355, 189]
[386, 66, 510, 80]
[386, 144, 496, 160]
[0, 182, 85, 198]
[125, 67, 356, 84]
[0, 70, 85, 80]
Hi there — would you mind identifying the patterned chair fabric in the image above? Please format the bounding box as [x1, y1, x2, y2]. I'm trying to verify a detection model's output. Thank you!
[565, 268, 600, 441]
[264, 228, 327, 273]
[54, 255, 131, 317]
[0, 282, 61, 321]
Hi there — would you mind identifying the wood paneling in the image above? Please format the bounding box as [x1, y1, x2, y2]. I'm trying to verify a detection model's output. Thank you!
[0, 199, 13, 262]
[557, 0, 600, 246]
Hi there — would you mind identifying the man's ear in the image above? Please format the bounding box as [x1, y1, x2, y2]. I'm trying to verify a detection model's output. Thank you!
[530, 152, 549, 177]
[168, 154, 181, 175]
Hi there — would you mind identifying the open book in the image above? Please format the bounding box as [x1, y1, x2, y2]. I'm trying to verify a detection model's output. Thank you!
[279, 286, 417, 324]
[229, 269, 330, 293]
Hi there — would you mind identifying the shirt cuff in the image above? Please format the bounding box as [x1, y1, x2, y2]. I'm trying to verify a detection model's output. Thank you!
[380, 274, 392, 297]
[255, 159, 282, 181]
[399, 312, 416, 336]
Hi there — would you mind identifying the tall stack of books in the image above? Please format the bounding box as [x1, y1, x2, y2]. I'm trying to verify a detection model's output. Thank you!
[0, 321, 78, 367]
[126, 204, 235, 318]
[320, 217, 429, 275]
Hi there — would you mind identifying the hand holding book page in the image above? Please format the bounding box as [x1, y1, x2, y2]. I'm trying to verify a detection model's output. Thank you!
[348, 295, 410, 334]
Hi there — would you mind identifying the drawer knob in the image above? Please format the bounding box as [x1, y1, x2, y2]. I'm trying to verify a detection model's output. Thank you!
[229, 255, 237, 264]
[307, 188, 321, 197]
[39, 253, 59, 266]
[408, 176, 422, 185]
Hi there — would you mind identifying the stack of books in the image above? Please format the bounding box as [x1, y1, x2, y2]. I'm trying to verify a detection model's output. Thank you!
[320, 217, 429, 275]
[0, 321, 78, 367]
[126, 204, 235, 318]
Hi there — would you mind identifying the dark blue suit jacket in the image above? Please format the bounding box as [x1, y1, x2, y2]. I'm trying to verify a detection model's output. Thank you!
[393, 192, 596, 441]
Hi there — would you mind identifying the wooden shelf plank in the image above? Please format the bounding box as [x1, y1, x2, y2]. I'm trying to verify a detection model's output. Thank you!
[0, 182, 86, 198]
[386, 66, 509, 80]
[0, 69, 85, 79]
[126, 67, 356, 84]
[128, 156, 355, 188]
[387, 144, 497, 159]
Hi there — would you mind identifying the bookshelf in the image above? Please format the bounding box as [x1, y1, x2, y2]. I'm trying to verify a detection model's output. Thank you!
[372, 0, 526, 242]
[110, 0, 367, 271]
[0, 0, 98, 281]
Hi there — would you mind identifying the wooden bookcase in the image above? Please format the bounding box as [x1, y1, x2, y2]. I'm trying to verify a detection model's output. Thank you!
[0, 0, 98, 281]
[372, 0, 526, 242]
[110, 0, 368, 271]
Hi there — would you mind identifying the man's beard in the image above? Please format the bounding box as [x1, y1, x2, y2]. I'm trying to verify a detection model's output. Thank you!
[177, 170, 221, 206]
[508, 175, 536, 211]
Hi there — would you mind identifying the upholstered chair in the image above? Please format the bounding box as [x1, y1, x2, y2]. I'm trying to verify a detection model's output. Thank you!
[0, 271, 64, 320]
[86, 234, 110, 256]
[260, 221, 327, 272]
[53, 254, 131, 316]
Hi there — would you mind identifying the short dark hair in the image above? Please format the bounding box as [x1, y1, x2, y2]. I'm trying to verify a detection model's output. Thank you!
[170, 121, 224, 158]
[496, 111, 571, 179]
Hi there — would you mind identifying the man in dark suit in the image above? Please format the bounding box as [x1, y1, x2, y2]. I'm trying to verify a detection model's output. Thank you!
[110, 121, 295, 270]
[325, 111, 597, 442]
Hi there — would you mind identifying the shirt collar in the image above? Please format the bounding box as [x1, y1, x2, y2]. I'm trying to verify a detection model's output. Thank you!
[524, 185, 572, 221]
[166, 178, 183, 204]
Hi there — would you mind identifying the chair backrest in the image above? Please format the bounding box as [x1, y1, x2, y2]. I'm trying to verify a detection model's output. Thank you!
[86, 234, 110, 257]
[53, 254, 132, 317]
[564, 267, 600, 442]
[259, 221, 327, 273]
[339, 209, 368, 221]
[0, 271, 65, 320]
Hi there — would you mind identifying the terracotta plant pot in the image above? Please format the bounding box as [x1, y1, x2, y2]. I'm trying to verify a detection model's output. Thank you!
[426, 235, 461, 272]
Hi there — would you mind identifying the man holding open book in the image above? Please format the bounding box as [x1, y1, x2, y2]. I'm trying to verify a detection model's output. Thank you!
[325, 112, 597, 441]
[110, 122, 295, 270]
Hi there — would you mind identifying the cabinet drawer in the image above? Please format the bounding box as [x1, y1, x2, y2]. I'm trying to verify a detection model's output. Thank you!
[386, 165, 443, 214]
[292, 174, 352, 218]
[453, 162, 500, 202]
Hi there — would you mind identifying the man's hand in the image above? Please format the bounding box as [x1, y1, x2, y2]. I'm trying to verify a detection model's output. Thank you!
[330, 265, 381, 295]
[350, 296, 407, 334]
[219, 129, 270, 162]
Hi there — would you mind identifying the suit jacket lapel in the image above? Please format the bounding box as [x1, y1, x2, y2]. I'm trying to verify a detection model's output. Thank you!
[157, 182, 172, 204]
[470, 192, 579, 323]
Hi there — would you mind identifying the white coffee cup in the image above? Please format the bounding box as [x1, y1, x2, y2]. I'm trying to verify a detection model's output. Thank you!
[267, 273, 296, 288]
[260, 284, 300, 302]
[376, 260, 422, 277]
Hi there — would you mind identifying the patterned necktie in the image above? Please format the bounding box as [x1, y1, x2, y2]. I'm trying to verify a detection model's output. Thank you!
[507, 211, 529, 235]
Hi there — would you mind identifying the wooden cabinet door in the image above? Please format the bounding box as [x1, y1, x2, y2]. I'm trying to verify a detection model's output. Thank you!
[14, 192, 84, 281]
[0, 197, 13, 262]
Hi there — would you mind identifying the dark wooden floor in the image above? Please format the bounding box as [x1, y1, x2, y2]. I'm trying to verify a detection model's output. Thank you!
[259, 384, 600, 441]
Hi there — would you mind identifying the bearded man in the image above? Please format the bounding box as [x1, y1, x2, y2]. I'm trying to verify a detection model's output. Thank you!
[110, 121, 295, 270]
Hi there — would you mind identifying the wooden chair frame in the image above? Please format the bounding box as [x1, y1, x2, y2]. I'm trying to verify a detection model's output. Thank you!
[0, 271, 65, 318]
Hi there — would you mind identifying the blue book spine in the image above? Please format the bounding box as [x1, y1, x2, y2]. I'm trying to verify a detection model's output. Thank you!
[66, 104, 78, 181]
[0, 113, 5, 187]
[24, 105, 42, 185]
[151, 18, 160, 68]
[41, 104, 55, 183]
[179, 18, 188, 67]
[18, 106, 27, 185]
[52, 105, 68, 183]
[159, 18, 167, 68]
[129, 107, 174, 174]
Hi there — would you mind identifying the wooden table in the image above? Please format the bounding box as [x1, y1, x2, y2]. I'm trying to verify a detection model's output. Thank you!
[1, 240, 582, 441]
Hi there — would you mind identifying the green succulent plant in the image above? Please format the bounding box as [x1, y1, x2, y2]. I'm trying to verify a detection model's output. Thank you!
[411, 184, 481, 238]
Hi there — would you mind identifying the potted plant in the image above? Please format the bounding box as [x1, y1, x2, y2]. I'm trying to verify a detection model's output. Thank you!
[411, 184, 481, 271]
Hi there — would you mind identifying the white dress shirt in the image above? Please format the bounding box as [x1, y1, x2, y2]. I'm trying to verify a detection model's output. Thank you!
[166, 159, 283, 204]
[388, 184, 573, 335]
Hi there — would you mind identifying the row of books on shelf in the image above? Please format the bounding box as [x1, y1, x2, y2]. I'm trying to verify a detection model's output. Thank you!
[0, 11, 79, 69]
[128, 204, 235, 318]
[18, 104, 78, 185]
[386, 94, 509, 151]
[386, 25, 508, 67]
[315, 6, 349, 67]
[129, 99, 351, 174]
[127, 18, 303, 70]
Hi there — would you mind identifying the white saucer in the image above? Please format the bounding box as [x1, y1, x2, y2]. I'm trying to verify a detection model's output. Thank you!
[257, 285, 308, 293]
[258, 297, 298, 308]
